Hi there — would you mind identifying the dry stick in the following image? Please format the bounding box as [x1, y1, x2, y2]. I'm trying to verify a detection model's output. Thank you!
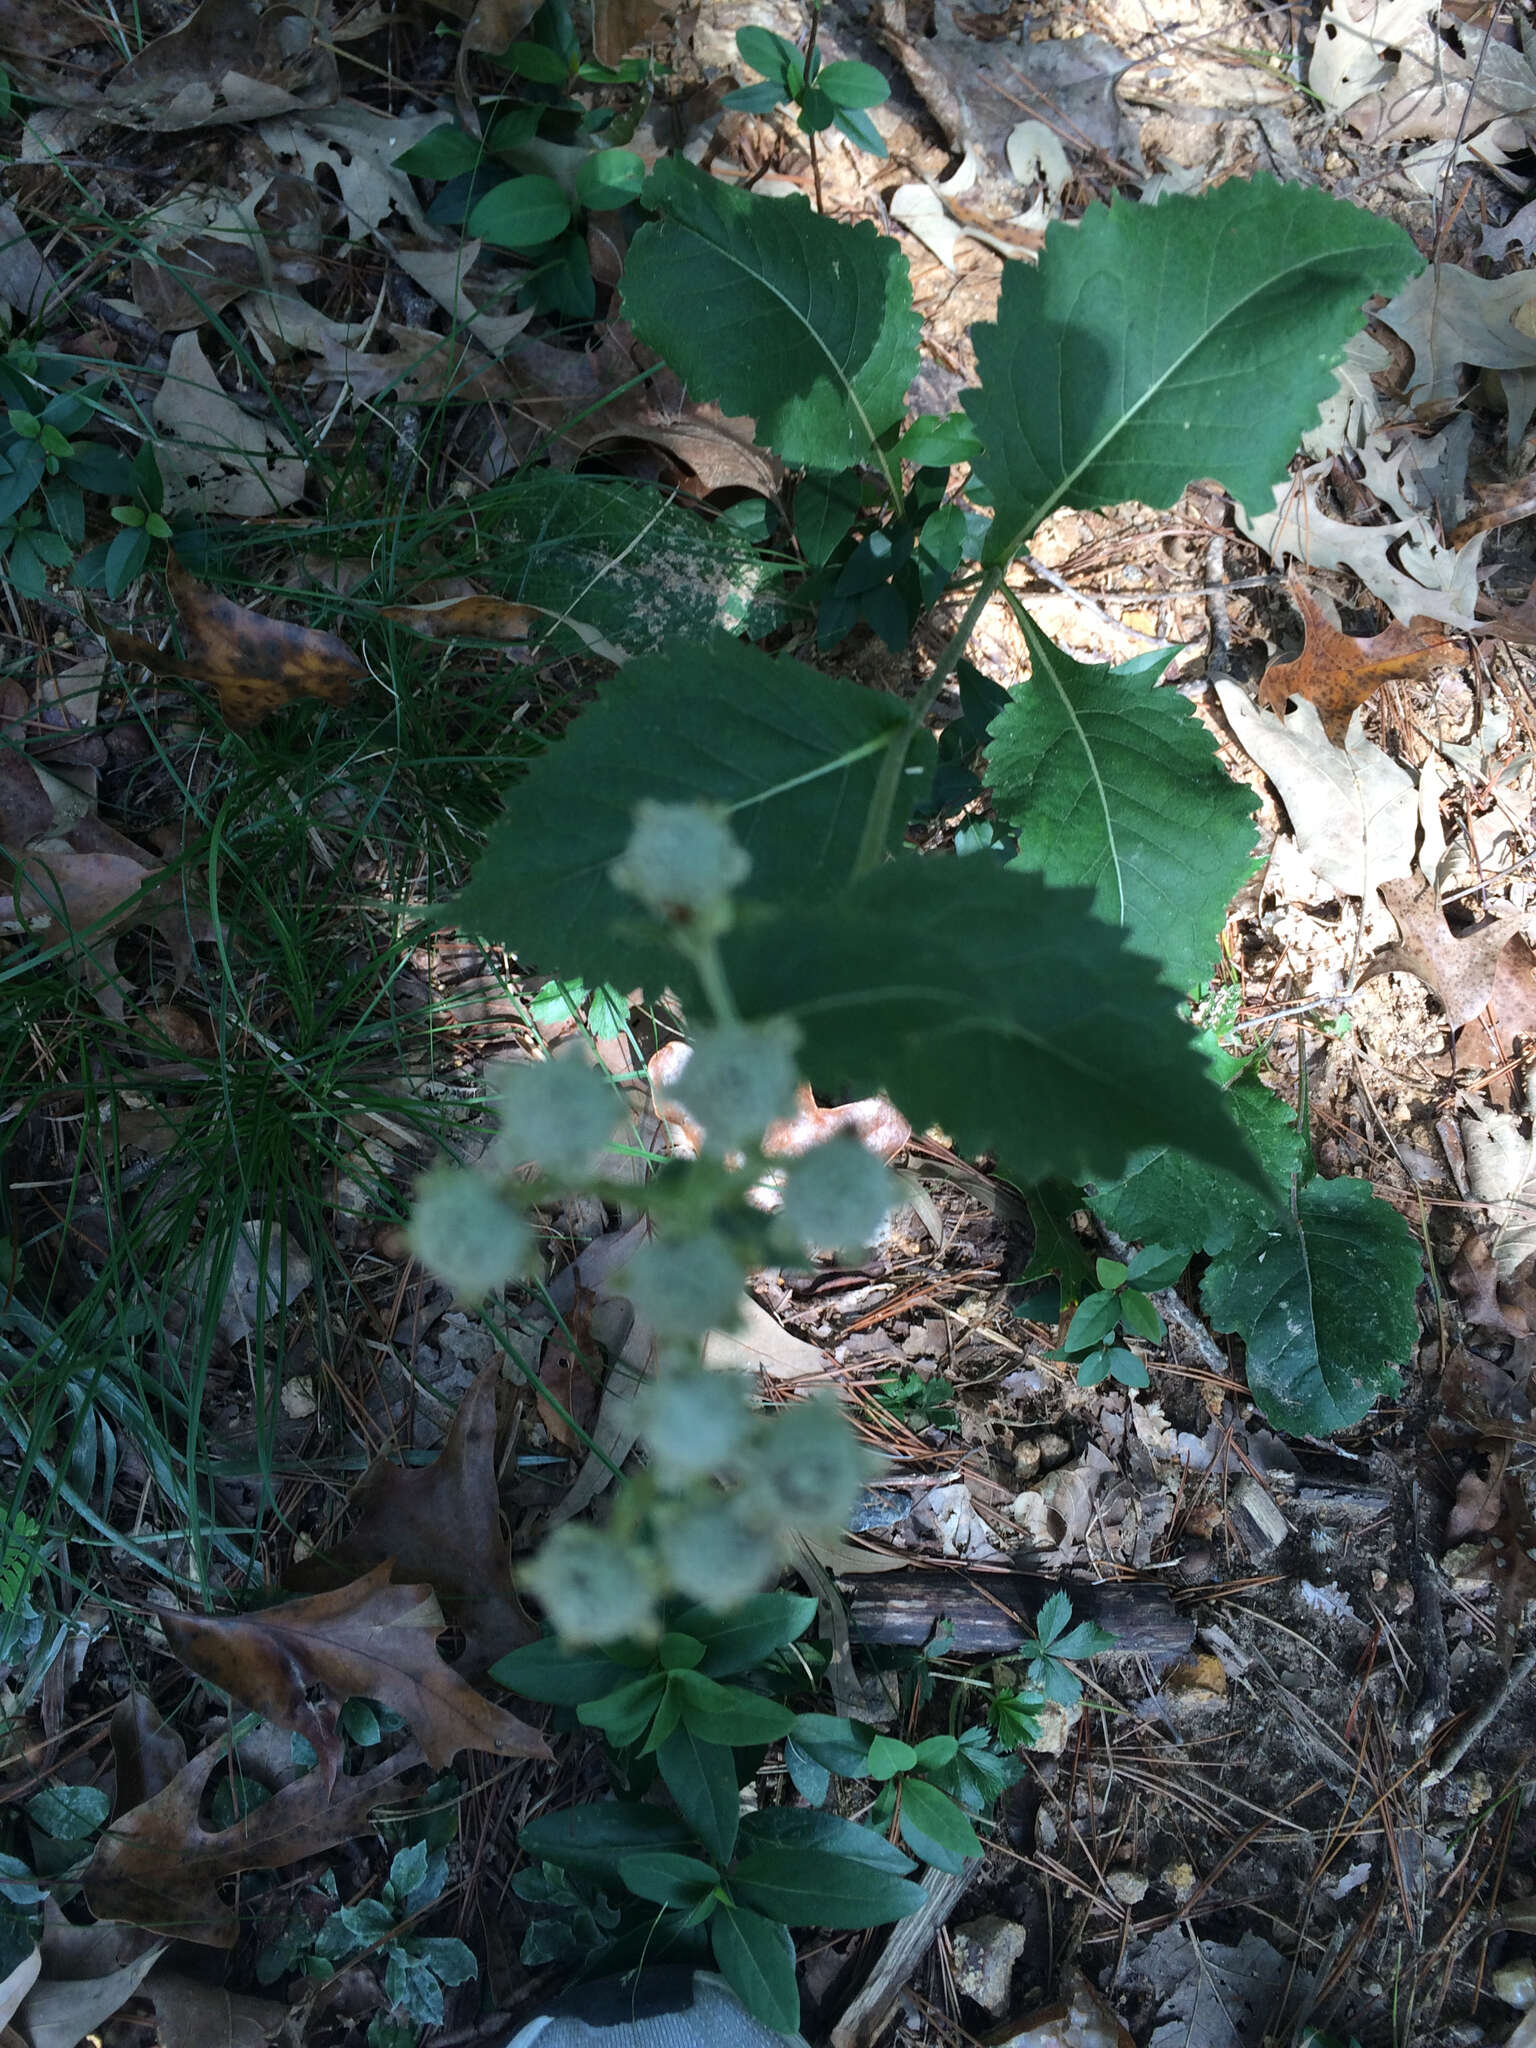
[1095, 1222, 1231, 1380]
[1407, 1476, 1452, 1750]
[1422, 1642, 1536, 1788]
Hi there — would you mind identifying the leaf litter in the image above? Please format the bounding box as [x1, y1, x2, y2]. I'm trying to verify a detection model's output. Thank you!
[4, 0, 1536, 2038]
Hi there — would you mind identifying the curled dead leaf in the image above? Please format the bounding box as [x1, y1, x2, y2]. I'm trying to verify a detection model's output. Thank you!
[161, 1560, 550, 1777]
[105, 555, 364, 728]
[1257, 583, 1452, 745]
[593, 0, 667, 64]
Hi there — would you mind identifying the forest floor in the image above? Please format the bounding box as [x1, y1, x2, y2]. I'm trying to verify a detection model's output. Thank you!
[1, 0, 1535, 2044]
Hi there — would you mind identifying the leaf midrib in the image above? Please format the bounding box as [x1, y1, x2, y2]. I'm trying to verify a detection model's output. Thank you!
[680, 216, 887, 461]
[999, 229, 1398, 555]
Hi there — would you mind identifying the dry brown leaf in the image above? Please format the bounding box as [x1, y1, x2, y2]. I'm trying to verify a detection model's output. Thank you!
[1361, 873, 1518, 1029]
[161, 1560, 550, 1777]
[103, 0, 337, 128]
[1455, 934, 1536, 1106]
[763, 1087, 911, 1162]
[314, 1366, 533, 1677]
[13, 1907, 164, 2048]
[0, 756, 54, 846]
[425, 0, 536, 52]
[1257, 582, 1452, 744]
[379, 594, 538, 642]
[110, 1694, 188, 1813]
[105, 554, 364, 728]
[1448, 470, 1536, 549]
[594, 0, 667, 63]
[143, 1969, 285, 2048]
[83, 1739, 423, 1943]
[1450, 1230, 1530, 1335]
[1, 828, 217, 1019]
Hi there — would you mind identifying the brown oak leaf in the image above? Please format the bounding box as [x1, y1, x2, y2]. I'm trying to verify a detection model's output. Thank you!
[104, 555, 364, 729]
[1257, 582, 1452, 744]
[313, 1366, 534, 1678]
[1361, 873, 1517, 1028]
[83, 1740, 423, 1944]
[160, 1562, 550, 1783]
[1454, 934, 1536, 1108]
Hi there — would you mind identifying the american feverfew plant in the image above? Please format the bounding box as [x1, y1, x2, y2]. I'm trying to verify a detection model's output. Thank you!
[409, 156, 1428, 1643]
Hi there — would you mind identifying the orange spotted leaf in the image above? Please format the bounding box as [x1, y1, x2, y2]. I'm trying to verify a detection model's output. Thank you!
[1257, 583, 1453, 745]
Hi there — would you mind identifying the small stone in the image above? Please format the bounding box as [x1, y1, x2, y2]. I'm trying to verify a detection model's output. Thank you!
[1008, 1489, 1053, 1547]
[1105, 1868, 1149, 1907]
[1028, 1700, 1081, 1756]
[951, 1916, 1029, 2015]
[1035, 1430, 1069, 1468]
[1012, 1439, 1042, 1483]
[280, 1375, 317, 1420]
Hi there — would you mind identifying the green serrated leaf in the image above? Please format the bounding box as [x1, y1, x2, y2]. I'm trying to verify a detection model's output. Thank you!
[987, 613, 1258, 994]
[452, 635, 922, 993]
[623, 157, 921, 470]
[478, 472, 784, 656]
[964, 177, 1421, 561]
[1091, 1070, 1305, 1259]
[724, 857, 1259, 1191]
[1020, 1181, 1094, 1302]
[1201, 1173, 1419, 1434]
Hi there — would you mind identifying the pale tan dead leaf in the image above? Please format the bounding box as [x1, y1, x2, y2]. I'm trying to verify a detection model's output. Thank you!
[13, 1901, 164, 2048]
[1257, 582, 1452, 744]
[161, 1560, 551, 1776]
[105, 553, 364, 728]
[703, 1295, 831, 1383]
[764, 1087, 911, 1162]
[0, 1952, 39, 2034]
[83, 1740, 424, 1944]
[152, 331, 305, 516]
[257, 104, 438, 240]
[390, 242, 535, 353]
[1214, 682, 1417, 899]
[424, 0, 536, 51]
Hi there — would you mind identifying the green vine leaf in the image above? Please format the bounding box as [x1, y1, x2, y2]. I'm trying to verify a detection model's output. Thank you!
[451, 636, 927, 991]
[723, 857, 1260, 1189]
[986, 609, 1258, 993]
[964, 177, 1421, 563]
[622, 158, 921, 471]
[1201, 1173, 1420, 1434]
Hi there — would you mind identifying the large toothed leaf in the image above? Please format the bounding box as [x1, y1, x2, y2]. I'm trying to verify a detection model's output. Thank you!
[622, 157, 921, 471]
[450, 636, 926, 991]
[723, 858, 1258, 1191]
[987, 610, 1258, 993]
[964, 177, 1421, 562]
[1201, 1173, 1421, 1435]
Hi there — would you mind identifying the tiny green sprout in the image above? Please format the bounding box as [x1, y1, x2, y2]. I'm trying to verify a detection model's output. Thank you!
[1056, 1243, 1185, 1391]
[1017, 1591, 1115, 1709]
[725, 24, 890, 156]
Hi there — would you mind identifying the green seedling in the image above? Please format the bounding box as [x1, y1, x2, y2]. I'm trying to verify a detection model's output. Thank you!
[724, 23, 890, 157]
[1054, 1245, 1187, 1390]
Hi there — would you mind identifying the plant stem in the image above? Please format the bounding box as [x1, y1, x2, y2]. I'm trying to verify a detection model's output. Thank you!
[852, 563, 1003, 878]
